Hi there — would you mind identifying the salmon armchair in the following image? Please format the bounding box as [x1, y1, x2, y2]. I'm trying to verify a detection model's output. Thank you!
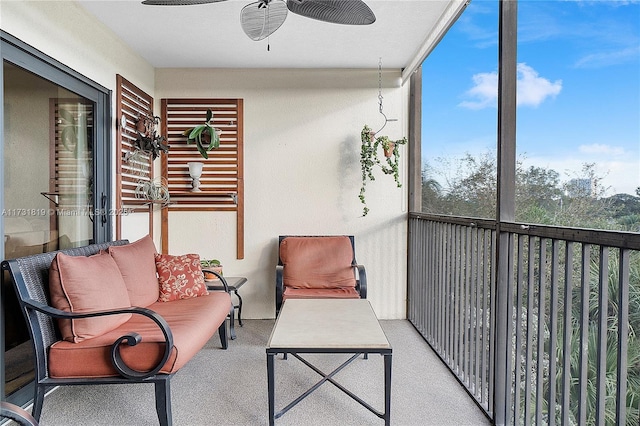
[275, 235, 367, 315]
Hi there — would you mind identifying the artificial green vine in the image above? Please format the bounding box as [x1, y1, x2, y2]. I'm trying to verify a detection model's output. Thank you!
[359, 125, 407, 216]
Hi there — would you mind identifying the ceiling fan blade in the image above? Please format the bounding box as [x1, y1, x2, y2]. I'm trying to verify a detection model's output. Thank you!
[286, 0, 375, 25]
[241, 0, 288, 41]
[142, 0, 227, 5]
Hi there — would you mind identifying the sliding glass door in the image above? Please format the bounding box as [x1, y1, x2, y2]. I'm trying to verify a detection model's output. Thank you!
[1, 32, 112, 405]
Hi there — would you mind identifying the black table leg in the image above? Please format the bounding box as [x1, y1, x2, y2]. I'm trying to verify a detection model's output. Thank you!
[384, 353, 392, 426]
[229, 304, 236, 340]
[267, 352, 275, 426]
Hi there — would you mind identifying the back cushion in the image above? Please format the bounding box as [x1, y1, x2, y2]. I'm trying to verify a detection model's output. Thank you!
[108, 235, 159, 307]
[280, 236, 356, 289]
[49, 251, 132, 343]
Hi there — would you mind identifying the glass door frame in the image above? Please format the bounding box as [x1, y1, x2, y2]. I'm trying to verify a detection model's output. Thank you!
[0, 30, 112, 405]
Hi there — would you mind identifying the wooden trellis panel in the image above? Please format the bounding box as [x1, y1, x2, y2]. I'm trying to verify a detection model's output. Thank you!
[161, 98, 244, 259]
[115, 74, 154, 239]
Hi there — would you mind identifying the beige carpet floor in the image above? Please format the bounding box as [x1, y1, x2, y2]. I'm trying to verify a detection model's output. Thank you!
[36, 319, 490, 426]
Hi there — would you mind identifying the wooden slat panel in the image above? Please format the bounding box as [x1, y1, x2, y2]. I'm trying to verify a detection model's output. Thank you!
[116, 74, 155, 238]
[161, 98, 244, 258]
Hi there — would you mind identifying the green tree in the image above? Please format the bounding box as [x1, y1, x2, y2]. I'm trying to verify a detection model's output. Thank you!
[557, 163, 616, 229]
[422, 152, 496, 218]
[422, 155, 632, 231]
[606, 193, 640, 232]
[516, 164, 563, 224]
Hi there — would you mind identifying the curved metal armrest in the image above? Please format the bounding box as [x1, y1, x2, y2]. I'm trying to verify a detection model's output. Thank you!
[354, 264, 367, 299]
[203, 269, 230, 292]
[22, 298, 174, 380]
[1, 402, 38, 426]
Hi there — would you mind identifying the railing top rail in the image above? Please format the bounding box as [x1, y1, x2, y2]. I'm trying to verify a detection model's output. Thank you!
[500, 221, 640, 250]
[410, 213, 640, 250]
[409, 212, 497, 230]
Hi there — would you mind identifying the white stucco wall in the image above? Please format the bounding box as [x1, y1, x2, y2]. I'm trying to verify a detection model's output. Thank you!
[0, 1, 155, 95]
[155, 69, 409, 319]
[1, 1, 410, 320]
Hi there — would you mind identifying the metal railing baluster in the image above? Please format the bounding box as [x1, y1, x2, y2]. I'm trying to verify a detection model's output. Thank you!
[616, 248, 629, 426]
[407, 214, 638, 425]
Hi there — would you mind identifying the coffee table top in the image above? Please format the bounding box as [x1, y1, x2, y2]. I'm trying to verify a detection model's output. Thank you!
[267, 299, 391, 350]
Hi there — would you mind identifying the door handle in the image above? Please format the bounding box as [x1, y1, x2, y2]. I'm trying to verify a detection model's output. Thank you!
[101, 193, 107, 225]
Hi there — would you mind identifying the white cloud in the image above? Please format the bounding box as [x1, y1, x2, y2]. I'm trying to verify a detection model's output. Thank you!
[517, 63, 563, 107]
[579, 143, 626, 156]
[575, 46, 640, 68]
[459, 63, 562, 109]
[458, 71, 498, 110]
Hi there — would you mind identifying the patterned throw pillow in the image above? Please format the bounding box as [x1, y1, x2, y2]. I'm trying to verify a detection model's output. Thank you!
[155, 253, 209, 302]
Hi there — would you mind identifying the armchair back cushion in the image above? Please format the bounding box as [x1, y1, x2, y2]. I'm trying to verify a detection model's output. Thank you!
[108, 234, 159, 307]
[280, 236, 356, 290]
[49, 251, 132, 343]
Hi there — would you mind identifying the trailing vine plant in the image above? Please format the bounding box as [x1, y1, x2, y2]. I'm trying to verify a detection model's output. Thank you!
[359, 125, 407, 216]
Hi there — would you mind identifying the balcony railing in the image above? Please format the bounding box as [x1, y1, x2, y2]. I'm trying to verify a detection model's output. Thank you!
[408, 212, 640, 426]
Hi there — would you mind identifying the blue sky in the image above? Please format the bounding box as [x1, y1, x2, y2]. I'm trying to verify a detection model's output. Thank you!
[422, 0, 640, 196]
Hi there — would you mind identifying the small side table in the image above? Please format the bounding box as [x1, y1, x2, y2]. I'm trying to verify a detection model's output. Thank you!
[207, 276, 247, 340]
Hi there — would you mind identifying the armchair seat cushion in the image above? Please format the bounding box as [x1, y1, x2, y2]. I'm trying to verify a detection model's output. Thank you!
[282, 286, 360, 300]
[48, 291, 230, 378]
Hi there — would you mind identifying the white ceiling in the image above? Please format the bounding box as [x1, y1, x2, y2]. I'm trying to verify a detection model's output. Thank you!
[77, 0, 464, 71]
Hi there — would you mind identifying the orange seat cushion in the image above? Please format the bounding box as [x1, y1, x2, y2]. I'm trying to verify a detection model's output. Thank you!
[280, 236, 356, 290]
[48, 291, 231, 378]
[282, 286, 360, 301]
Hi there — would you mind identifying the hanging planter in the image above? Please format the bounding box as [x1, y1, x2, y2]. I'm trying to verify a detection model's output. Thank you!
[133, 115, 169, 160]
[359, 125, 407, 217]
[382, 141, 395, 158]
[183, 109, 222, 159]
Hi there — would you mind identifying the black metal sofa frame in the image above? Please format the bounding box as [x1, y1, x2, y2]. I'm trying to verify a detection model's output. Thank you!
[1, 239, 229, 426]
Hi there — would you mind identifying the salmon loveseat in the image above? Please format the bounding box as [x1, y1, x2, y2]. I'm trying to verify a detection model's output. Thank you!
[1, 235, 231, 426]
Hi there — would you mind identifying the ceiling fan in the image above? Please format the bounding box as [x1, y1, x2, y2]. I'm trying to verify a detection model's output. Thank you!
[141, 0, 376, 41]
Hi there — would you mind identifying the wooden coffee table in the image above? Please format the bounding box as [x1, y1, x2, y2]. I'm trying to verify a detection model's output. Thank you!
[266, 299, 392, 425]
